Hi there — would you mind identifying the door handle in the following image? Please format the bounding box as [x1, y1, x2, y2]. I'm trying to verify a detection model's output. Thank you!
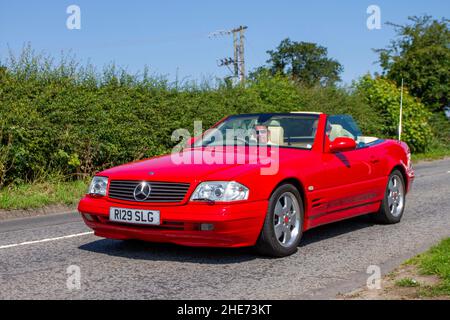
[370, 156, 380, 164]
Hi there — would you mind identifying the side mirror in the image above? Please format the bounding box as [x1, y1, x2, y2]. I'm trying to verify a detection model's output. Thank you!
[185, 136, 199, 148]
[329, 137, 356, 153]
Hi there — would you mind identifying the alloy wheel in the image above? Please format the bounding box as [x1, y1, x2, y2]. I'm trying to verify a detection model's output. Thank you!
[273, 192, 301, 248]
[387, 175, 405, 217]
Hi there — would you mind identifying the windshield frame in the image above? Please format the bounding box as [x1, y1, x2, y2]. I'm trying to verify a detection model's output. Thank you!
[193, 113, 321, 151]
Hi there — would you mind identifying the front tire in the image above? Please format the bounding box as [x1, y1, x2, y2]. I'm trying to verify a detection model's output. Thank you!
[373, 170, 406, 224]
[256, 184, 304, 257]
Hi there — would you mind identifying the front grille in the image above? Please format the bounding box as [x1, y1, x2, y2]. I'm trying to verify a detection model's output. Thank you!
[108, 180, 190, 203]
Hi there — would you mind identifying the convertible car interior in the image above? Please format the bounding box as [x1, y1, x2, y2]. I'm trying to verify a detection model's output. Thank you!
[265, 114, 380, 149]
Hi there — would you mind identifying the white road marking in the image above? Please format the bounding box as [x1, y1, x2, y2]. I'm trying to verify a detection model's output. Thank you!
[0, 231, 94, 250]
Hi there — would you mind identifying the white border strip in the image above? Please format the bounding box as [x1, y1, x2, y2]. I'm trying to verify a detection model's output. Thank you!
[0, 231, 94, 250]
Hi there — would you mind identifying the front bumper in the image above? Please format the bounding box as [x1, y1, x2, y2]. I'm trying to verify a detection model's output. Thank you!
[78, 196, 268, 248]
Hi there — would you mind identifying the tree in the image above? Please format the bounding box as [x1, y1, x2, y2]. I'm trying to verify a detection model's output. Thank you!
[376, 16, 450, 111]
[257, 38, 343, 87]
[356, 75, 432, 153]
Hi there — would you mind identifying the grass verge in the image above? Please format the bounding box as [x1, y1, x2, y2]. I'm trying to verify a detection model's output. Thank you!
[405, 238, 450, 297]
[395, 278, 419, 288]
[412, 147, 450, 162]
[341, 238, 450, 300]
[0, 180, 88, 210]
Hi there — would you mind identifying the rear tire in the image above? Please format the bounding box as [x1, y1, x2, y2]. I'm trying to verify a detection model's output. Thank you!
[372, 170, 406, 224]
[256, 184, 304, 257]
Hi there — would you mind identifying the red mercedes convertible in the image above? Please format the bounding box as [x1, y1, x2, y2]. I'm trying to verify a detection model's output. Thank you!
[78, 112, 414, 257]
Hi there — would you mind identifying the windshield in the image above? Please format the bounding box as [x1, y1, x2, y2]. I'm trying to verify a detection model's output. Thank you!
[194, 113, 320, 150]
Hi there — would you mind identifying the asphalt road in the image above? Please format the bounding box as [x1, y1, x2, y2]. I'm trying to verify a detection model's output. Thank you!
[0, 159, 449, 300]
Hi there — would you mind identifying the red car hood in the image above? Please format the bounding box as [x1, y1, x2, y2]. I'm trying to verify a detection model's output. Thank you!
[99, 147, 303, 183]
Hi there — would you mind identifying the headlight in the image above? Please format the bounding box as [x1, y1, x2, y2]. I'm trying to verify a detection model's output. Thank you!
[88, 176, 108, 196]
[191, 181, 249, 202]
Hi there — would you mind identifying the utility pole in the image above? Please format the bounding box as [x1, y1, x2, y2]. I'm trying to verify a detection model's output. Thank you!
[209, 25, 247, 85]
[238, 26, 246, 83]
[398, 78, 404, 141]
[233, 31, 239, 78]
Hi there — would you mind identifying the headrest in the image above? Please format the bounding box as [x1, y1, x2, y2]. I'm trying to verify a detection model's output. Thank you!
[268, 126, 284, 146]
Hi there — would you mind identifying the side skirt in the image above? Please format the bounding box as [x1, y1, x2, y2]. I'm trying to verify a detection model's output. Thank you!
[304, 201, 381, 230]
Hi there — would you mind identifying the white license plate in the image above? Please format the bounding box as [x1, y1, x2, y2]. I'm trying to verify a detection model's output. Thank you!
[109, 207, 160, 226]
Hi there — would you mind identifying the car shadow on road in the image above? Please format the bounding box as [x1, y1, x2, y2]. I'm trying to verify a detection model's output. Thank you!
[78, 215, 376, 264]
[300, 215, 376, 247]
[79, 239, 258, 264]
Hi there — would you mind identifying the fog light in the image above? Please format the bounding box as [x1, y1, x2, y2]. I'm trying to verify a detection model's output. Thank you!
[200, 223, 214, 231]
[83, 213, 95, 222]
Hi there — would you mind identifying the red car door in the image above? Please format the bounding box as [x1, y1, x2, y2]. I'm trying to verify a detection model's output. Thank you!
[308, 115, 382, 225]
[321, 147, 379, 213]
[365, 141, 391, 199]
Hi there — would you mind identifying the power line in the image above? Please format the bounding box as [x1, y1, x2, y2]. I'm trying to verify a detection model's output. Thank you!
[209, 25, 247, 85]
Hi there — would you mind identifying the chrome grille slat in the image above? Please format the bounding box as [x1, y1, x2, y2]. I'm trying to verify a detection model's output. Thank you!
[109, 186, 188, 191]
[108, 180, 190, 203]
[109, 194, 185, 198]
[109, 188, 188, 193]
[109, 189, 187, 194]
[110, 182, 189, 187]
[109, 197, 185, 201]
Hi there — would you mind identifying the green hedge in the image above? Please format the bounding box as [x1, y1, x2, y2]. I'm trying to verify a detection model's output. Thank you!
[357, 75, 433, 153]
[0, 52, 435, 187]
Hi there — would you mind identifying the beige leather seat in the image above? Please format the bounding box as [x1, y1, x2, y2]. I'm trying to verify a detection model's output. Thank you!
[357, 136, 379, 144]
[268, 126, 285, 146]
